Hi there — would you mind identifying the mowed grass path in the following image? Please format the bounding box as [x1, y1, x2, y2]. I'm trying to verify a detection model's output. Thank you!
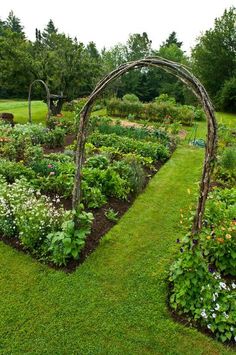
[0, 144, 234, 354]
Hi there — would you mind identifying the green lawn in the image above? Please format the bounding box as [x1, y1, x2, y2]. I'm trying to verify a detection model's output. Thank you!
[0, 100, 74, 124]
[0, 101, 235, 353]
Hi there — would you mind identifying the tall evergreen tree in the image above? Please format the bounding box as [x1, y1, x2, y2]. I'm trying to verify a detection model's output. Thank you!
[163, 31, 183, 48]
[5, 10, 25, 38]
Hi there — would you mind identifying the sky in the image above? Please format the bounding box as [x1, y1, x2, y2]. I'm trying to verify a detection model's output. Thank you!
[1, 0, 235, 53]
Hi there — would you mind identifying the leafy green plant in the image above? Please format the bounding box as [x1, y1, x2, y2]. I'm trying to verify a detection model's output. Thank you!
[81, 182, 107, 208]
[85, 155, 109, 170]
[105, 208, 119, 222]
[47, 210, 93, 265]
[112, 159, 145, 193]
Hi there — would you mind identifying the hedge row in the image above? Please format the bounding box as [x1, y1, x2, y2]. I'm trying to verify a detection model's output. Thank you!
[107, 98, 205, 125]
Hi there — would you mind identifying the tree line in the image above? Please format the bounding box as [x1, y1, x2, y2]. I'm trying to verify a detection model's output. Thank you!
[0, 7, 235, 111]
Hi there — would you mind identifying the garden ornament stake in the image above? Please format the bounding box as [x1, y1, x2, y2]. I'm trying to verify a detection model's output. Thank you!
[28, 79, 51, 123]
[72, 57, 218, 235]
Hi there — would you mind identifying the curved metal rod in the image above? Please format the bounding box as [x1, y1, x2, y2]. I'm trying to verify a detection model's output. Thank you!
[72, 57, 218, 235]
[28, 79, 51, 123]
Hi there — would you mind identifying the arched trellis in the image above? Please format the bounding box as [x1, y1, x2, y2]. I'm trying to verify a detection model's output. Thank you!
[72, 57, 218, 235]
[28, 79, 51, 123]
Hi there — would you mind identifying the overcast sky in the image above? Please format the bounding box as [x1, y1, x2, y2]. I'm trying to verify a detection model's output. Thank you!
[1, 0, 235, 52]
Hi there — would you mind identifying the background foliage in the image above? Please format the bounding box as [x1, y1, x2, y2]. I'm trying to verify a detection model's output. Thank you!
[0, 7, 235, 110]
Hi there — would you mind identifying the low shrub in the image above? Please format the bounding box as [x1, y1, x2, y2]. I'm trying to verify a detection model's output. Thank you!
[220, 148, 236, 172]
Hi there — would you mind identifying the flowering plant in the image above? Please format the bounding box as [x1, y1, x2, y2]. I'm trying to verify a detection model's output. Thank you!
[169, 187, 236, 343]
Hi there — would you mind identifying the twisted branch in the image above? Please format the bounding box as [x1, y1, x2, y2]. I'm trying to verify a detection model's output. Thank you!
[72, 57, 217, 234]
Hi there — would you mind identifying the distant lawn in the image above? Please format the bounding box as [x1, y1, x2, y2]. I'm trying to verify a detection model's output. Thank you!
[0, 100, 74, 124]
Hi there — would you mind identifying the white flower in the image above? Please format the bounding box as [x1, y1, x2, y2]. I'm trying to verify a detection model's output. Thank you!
[212, 313, 216, 318]
[207, 324, 211, 329]
[215, 304, 220, 311]
[232, 283, 236, 289]
[219, 282, 227, 290]
[201, 309, 208, 319]
[212, 293, 218, 302]
[223, 312, 229, 319]
[234, 336, 236, 342]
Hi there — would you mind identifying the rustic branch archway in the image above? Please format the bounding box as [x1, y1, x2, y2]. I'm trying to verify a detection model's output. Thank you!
[28, 79, 51, 123]
[72, 57, 218, 235]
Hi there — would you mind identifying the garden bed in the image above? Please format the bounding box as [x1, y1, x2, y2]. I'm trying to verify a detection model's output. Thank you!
[0, 159, 163, 272]
[0, 117, 176, 270]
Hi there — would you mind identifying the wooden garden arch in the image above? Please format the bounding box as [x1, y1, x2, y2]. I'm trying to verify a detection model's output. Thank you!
[72, 57, 218, 235]
[28, 79, 51, 123]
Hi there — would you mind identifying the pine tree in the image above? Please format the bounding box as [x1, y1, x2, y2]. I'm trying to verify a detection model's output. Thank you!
[6, 10, 25, 38]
